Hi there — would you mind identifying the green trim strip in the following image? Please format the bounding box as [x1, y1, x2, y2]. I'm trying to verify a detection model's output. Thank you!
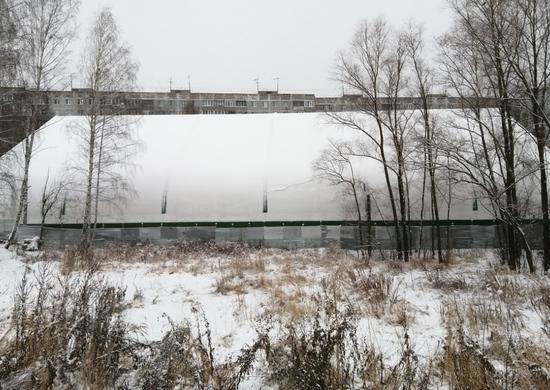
[26, 219, 543, 230]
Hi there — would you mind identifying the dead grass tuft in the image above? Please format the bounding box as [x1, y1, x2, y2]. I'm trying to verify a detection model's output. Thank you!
[0, 265, 139, 389]
[426, 268, 469, 291]
[442, 327, 502, 389]
[266, 297, 430, 389]
[264, 286, 314, 321]
[482, 269, 525, 303]
[530, 282, 550, 337]
[214, 273, 248, 295]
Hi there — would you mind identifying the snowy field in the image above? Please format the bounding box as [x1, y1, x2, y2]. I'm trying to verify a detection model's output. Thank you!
[1, 244, 549, 388]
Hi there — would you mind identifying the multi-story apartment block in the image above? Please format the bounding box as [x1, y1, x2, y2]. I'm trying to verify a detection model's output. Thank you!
[0, 87, 496, 118]
[0, 85, 502, 157]
[42, 89, 318, 116]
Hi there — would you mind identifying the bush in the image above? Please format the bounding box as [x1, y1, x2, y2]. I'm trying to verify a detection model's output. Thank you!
[265, 298, 429, 389]
[134, 309, 270, 390]
[0, 264, 139, 388]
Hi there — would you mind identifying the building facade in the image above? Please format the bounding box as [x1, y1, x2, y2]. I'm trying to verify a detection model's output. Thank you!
[0, 87, 498, 118]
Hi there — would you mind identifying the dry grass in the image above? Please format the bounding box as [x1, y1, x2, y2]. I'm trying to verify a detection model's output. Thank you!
[45, 240, 259, 272]
[0, 265, 139, 389]
[441, 324, 550, 390]
[214, 273, 248, 295]
[5, 244, 550, 389]
[426, 268, 469, 290]
[442, 327, 503, 389]
[529, 282, 550, 339]
[441, 275, 550, 390]
[265, 296, 430, 390]
[264, 286, 316, 320]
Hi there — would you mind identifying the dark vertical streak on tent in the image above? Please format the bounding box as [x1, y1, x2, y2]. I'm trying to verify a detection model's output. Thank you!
[59, 196, 66, 220]
[161, 190, 168, 214]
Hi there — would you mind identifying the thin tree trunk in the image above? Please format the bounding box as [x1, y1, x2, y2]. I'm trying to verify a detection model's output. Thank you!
[537, 130, 550, 272]
[5, 121, 35, 249]
[396, 160, 410, 262]
[513, 224, 535, 273]
[446, 156, 452, 259]
[79, 115, 97, 256]
[366, 194, 372, 257]
[92, 117, 106, 243]
[351, 184, 365, 259]
[424, 111, 442, 263]
[373, 109, 402, 260]
[419, 139, 428, 255]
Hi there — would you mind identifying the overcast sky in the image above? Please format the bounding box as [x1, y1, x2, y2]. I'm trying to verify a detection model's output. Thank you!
[73, 0, 451, 95]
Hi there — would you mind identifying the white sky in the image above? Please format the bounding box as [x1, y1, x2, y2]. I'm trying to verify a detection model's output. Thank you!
[72, 0, 451, 95]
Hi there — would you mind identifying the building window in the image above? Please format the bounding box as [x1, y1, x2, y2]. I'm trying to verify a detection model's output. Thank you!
[236, 100, 247, 107]
[54, 99, 59, 105]
[65, 99, 71, 105]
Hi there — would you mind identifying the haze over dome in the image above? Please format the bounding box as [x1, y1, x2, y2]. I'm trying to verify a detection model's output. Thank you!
[2, 110, 509, 226]
[16, 113, 381, 224]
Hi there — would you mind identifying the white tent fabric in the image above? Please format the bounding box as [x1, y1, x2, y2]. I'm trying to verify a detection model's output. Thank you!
[3, 111, 501, 224]
[22, 113, 379, 223]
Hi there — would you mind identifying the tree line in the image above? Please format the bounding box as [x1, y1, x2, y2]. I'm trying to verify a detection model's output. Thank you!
[0, 0, 138, 260]
[315, 0, 550, 273]
[1, 0, 549, 272]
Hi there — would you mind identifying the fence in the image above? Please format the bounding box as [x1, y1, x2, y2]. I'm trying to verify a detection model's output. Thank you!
[4, 221, 544, 251]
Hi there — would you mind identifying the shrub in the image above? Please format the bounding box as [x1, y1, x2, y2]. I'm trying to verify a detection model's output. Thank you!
[265, 298, 429, 389]
[0, 264, 139, 388]
[134, 309, 270, 390]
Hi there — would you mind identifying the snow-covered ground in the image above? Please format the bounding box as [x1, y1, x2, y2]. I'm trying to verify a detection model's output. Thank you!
[1, 246, 549, 388]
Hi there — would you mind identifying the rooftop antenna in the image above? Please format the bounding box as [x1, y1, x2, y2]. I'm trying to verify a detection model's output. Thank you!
[169, 76, 172, 91]
[253, 78, 259, 92]
[273, 77, 279, 93]
[188, 74, 191, 91]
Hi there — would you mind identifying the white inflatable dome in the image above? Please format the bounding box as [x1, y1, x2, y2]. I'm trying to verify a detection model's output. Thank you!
[2, 111, 504, 225]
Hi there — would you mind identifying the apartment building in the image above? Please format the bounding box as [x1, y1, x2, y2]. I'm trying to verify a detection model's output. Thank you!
[0, 86, 500, 119]
[43, 89, 317, 116]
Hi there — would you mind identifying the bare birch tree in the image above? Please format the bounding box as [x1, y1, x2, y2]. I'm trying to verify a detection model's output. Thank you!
[332, 18, 414, 261]
[435, 110, 538, 271]
[314, 140, 368, 258]
[501, 0, 550, 272]
[441, 0, 530, 270]
[38, 171, 63, 245]
[4, 0, 79, 248]
[75, 7, 139, 256]
[403, 24, 444, 263]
